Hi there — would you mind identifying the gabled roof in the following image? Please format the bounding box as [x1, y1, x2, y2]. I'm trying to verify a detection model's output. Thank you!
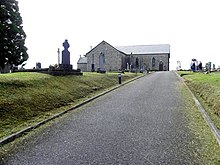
[77, 56, 87, 64]
[85, 41, 127, 56]
[115, 44, 170, 55]
[85, 41, 170, 58]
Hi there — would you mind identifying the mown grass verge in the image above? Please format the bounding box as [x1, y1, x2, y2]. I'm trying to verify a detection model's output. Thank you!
[177, 71, 220, 129]
[0, 72, 141, 140]
[178, 81, 220, 164]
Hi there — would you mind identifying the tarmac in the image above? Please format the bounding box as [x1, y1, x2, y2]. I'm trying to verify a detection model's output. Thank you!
[3, 71, 202, 164]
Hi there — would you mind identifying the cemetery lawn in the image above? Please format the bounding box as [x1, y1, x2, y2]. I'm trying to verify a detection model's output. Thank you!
[0, 72, 141, 140]
[177, 71, 220, 129]
[179, 81, 220, 164]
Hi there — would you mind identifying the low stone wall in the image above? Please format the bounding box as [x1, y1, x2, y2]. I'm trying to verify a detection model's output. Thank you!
[48, 69, 83, 76]
[12, 68, 49, 73]
[12, 68, 83, 76]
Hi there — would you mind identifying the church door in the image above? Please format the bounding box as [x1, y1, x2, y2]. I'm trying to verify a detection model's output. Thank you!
[159, 61, 164, 71]
[91, 64, 95, 72]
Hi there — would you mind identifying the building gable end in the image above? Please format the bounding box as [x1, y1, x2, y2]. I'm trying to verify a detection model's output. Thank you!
[86, 41, 127, 57]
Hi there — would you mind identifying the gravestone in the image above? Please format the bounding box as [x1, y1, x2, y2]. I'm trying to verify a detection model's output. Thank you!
[198, 62, 202, 70]
[46, 39, 83, 75]
[36, 62, 41, 69]
[208, 62, 211, 72]
[59, 39, 72, 70]
[62, 39, 70, 64]
[205, 62, 211, 72]
[213, 64, 216, 71]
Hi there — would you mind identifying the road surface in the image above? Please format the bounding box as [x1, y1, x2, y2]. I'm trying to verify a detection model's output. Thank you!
[4, 72, 200, 164]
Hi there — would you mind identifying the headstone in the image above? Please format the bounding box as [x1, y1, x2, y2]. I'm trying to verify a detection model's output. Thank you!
[195, 60, 198, 71]
[62, 39, 70, 65]
[191, 62, 195, 72]
[59, 39, 72, 70]
[208, 62, 211, 72]
[213, 64, 216, 71]
[36, 62, 41, 69]
[191, 59, 198, 72]
[205, 63, 208, 71]
[198, 62, 202, 70]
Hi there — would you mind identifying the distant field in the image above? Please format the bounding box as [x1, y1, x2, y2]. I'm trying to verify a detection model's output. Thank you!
[177, 71, 220, 129]
[0, 72, 141, 139]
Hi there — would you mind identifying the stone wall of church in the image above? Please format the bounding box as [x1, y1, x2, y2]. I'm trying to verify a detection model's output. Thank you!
[77, 63, 87, 72]
[86, 41, 126, 72]
[130, 54, 169, 71]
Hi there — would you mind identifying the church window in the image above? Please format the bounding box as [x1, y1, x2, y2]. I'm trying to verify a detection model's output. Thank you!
[99, 52, 105, 69]
[99, 53, 105, 64]
[136, 57, 139, 67]
[152, 57, 155, 67]
[92, 54, 94, 64]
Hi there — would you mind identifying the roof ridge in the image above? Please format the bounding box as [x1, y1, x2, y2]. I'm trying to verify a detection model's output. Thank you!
[116, 44, 170, 47]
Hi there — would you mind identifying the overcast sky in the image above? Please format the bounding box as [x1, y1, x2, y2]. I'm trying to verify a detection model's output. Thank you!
[18, 0, 220, 70]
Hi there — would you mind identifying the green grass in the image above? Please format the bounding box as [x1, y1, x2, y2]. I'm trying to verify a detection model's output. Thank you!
[0, 72, 141, 140]
[177, 71, 220, 129]
[179, 81, 220, 164]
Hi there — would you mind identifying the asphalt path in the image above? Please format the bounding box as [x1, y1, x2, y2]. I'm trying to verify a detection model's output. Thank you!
[4, 71, 200, 164]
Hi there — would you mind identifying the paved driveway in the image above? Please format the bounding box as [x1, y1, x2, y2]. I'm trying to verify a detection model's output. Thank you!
[5, 72, 199, 164]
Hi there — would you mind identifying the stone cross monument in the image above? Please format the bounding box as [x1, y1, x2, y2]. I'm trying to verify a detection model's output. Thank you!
[59, 39, 72, 69]
[62, 39, 70, 65]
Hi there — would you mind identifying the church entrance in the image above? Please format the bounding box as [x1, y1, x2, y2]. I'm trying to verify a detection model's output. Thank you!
[91, 64, 95, 72]
[159, 61, 163, 71]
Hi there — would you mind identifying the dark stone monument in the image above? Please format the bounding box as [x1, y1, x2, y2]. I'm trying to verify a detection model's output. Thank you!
[198, 62, 202, 70]
[36, 62, 41, 69]
[213, 64, 216, 71]
[205, 62, 211, 73]
[59, 39, 72, 70]
[11, 40, 82, 75]
[62, 39, 70, 64]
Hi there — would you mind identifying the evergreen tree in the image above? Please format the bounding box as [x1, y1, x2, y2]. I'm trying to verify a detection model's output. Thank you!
[0, 0, 28, 69]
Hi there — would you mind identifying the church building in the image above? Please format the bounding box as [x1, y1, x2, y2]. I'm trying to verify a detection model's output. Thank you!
[77, 41, 170, 72]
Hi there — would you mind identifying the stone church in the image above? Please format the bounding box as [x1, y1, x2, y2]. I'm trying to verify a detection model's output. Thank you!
[77, 41, 170, 72]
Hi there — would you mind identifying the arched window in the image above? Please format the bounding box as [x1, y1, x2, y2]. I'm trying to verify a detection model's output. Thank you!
[135, 57, 139, 68]
[99, 52, 105, 70]
[152, 57, 155, 67]
[92, 54, 94, 64]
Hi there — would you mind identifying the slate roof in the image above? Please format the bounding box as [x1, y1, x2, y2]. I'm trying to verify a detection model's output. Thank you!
[115, 44, 170, 55]
[86, 41, 127, 56]
[77, 56, 87, 64]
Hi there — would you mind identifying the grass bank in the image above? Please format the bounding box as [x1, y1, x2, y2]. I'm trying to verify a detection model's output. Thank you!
[177, 71, 220, 129]
[0, 72, 141, 140]
[178, 81, 220, 164]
